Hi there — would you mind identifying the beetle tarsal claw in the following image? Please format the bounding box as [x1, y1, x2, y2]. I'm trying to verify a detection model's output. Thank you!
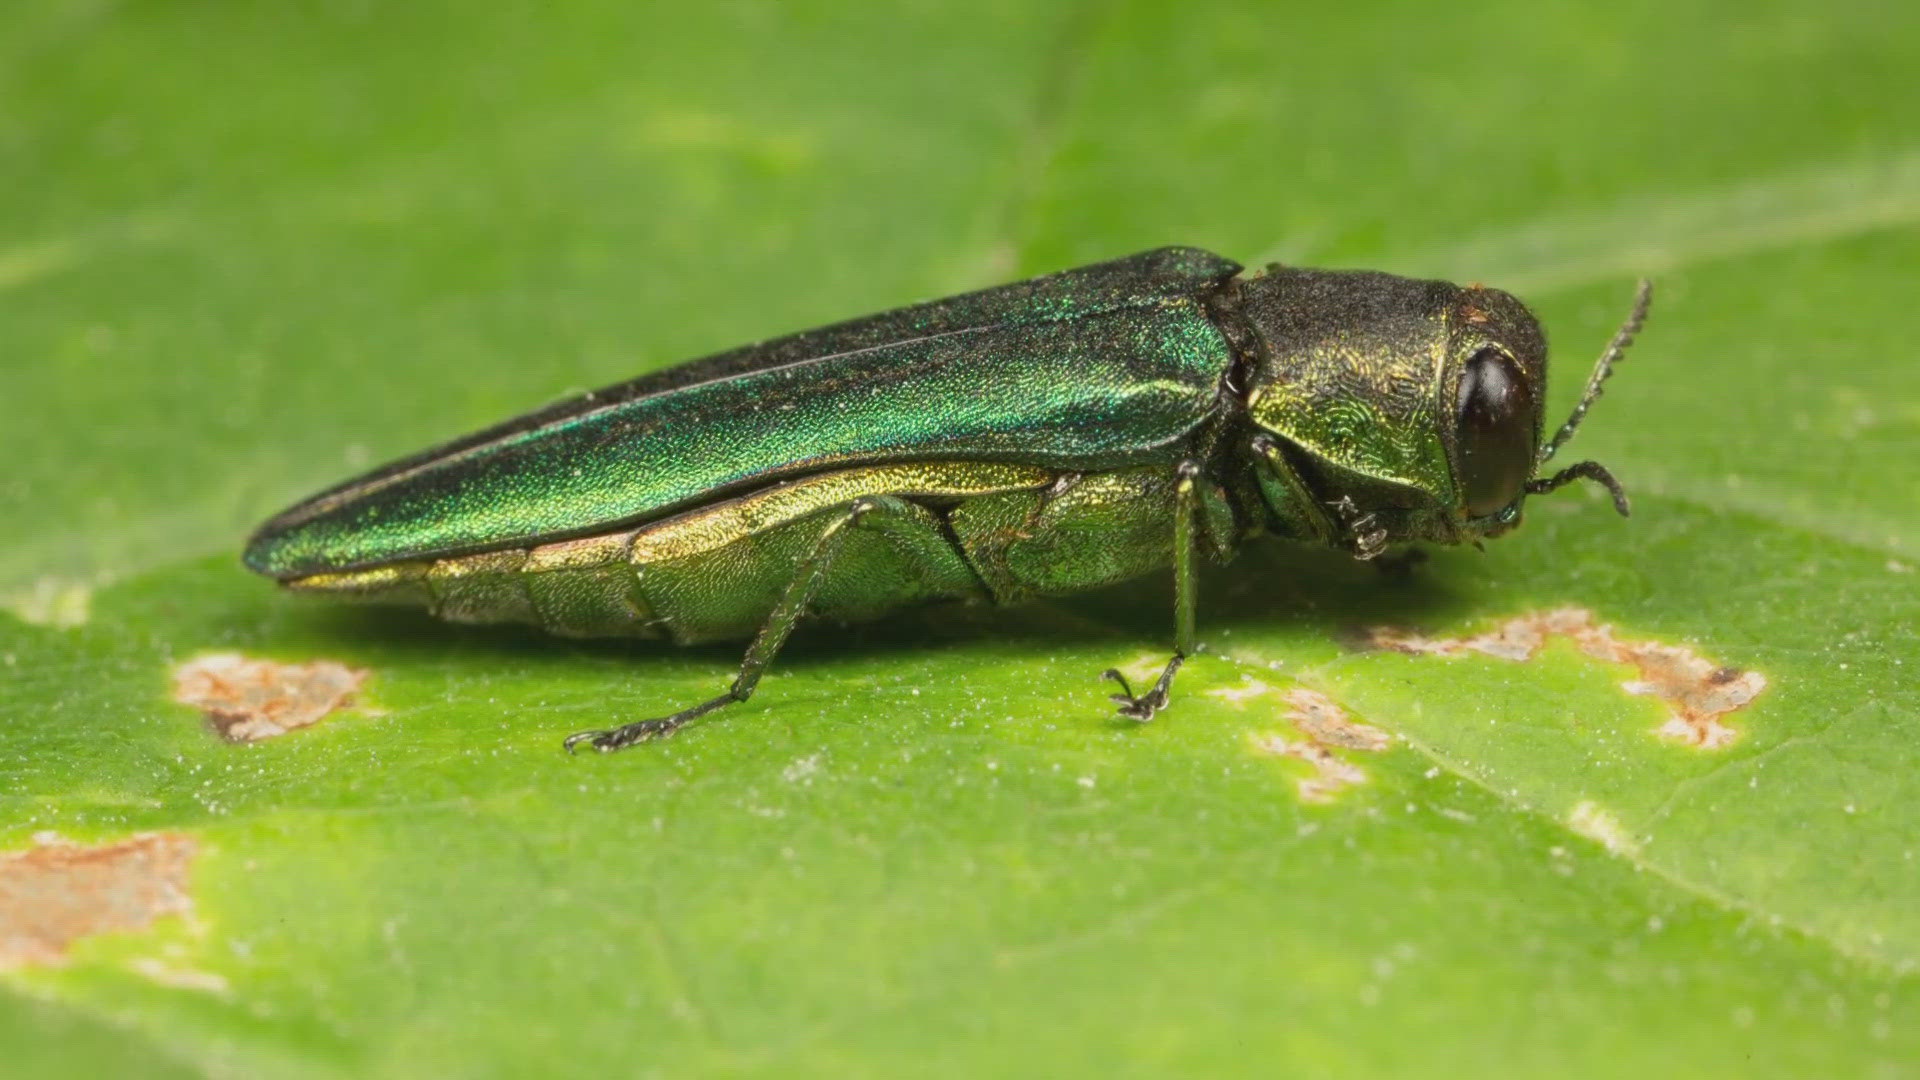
[563, 692, 740, 752]
[562, 729, 613, 754]
[1103, 669, 1157, 720]
[562, 720, 678, 754]
[1102, 654, 1186, 722]
[1329, 495, 1387, 560]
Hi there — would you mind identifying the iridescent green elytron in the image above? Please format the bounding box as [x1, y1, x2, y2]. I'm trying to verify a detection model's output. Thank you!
[245, 248, 1649, 750]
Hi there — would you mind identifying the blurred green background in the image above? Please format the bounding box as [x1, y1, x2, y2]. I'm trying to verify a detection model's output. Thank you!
[3, 2, 1916, 1076]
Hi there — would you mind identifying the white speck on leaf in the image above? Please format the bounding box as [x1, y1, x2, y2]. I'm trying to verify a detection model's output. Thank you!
[1568, 800, 1640, 857]
[2, 576, 92, 628]
[782, 754, 823, 785]
[128, 957, 229, 994]
[1206, 675, 1275, 705]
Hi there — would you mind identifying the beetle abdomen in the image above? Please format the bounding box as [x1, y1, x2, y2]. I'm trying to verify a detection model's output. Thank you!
[285, 539, 660, 639]
[285, 461, 1057, 643]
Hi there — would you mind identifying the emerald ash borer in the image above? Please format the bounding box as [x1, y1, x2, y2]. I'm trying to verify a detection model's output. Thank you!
[244, 247, 1650, 751]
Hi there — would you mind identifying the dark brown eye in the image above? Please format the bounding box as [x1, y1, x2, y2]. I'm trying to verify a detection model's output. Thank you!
[1455, 348, 1536, 518]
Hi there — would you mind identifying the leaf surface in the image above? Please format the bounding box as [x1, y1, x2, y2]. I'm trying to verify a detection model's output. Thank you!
[3, 2, 1916, 1075]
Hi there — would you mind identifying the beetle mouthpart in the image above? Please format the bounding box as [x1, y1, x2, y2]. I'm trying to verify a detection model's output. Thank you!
[1538, 279, 1653, 467]
[1525, 460, 1630, 517]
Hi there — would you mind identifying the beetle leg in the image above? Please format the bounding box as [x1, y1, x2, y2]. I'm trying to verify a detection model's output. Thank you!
[1103, 655, 1186, 722]
[1103, 461, 1202, 723]
[1251, 435, 1339, 546]
[1330, 495, 1388, 561]
[564, 496, 898, 753]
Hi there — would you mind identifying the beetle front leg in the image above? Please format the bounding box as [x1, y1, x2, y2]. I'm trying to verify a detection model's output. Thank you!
[565, 496, 895, 753]
[1103, 461, 1202, 723]
[1330, 495, 1387, 561]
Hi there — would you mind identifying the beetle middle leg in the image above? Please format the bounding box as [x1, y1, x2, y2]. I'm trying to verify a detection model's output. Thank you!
[564, 496, 909, 753]
[1102, 461, 1203, 722]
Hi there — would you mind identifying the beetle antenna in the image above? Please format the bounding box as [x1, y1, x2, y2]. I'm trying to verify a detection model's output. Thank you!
[1537, 278, 1652, 466]
[1525, 460, 1630, 517]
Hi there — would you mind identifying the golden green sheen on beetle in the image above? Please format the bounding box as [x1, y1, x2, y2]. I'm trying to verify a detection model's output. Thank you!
[245, 247, 1648, 750]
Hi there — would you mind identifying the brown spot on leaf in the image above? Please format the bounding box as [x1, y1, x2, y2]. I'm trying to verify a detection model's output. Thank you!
[1252, 688, 1392, 803]
[172, 652, 367, 741]
[0, 833, 198, 968]
[1282, 687, 1392, 751]
[1367, 607, 1765, 749]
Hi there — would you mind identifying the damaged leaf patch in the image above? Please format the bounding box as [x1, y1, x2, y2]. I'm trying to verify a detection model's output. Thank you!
[1250, 688, 1392, 804]
[1367, 608, 1765, 749]
[171, 653, 368, 742]
[0, 833, 198, 968]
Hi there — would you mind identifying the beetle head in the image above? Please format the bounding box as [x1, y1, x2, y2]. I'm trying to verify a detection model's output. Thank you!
[1235, 266, 1647, 552]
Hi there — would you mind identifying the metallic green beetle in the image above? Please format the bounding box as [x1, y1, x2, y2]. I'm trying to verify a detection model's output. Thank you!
[245, 247, 1649, 751]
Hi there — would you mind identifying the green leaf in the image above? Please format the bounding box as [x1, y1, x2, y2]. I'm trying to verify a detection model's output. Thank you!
[4, 2, 1916, 1075]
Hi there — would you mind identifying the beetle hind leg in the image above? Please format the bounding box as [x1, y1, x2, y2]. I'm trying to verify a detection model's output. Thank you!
[563, 495, 921, 753]
[1101, 460, 1204, 724]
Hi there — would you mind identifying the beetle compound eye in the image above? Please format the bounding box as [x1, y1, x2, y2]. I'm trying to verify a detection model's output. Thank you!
[1455, 348, 1536, 518]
